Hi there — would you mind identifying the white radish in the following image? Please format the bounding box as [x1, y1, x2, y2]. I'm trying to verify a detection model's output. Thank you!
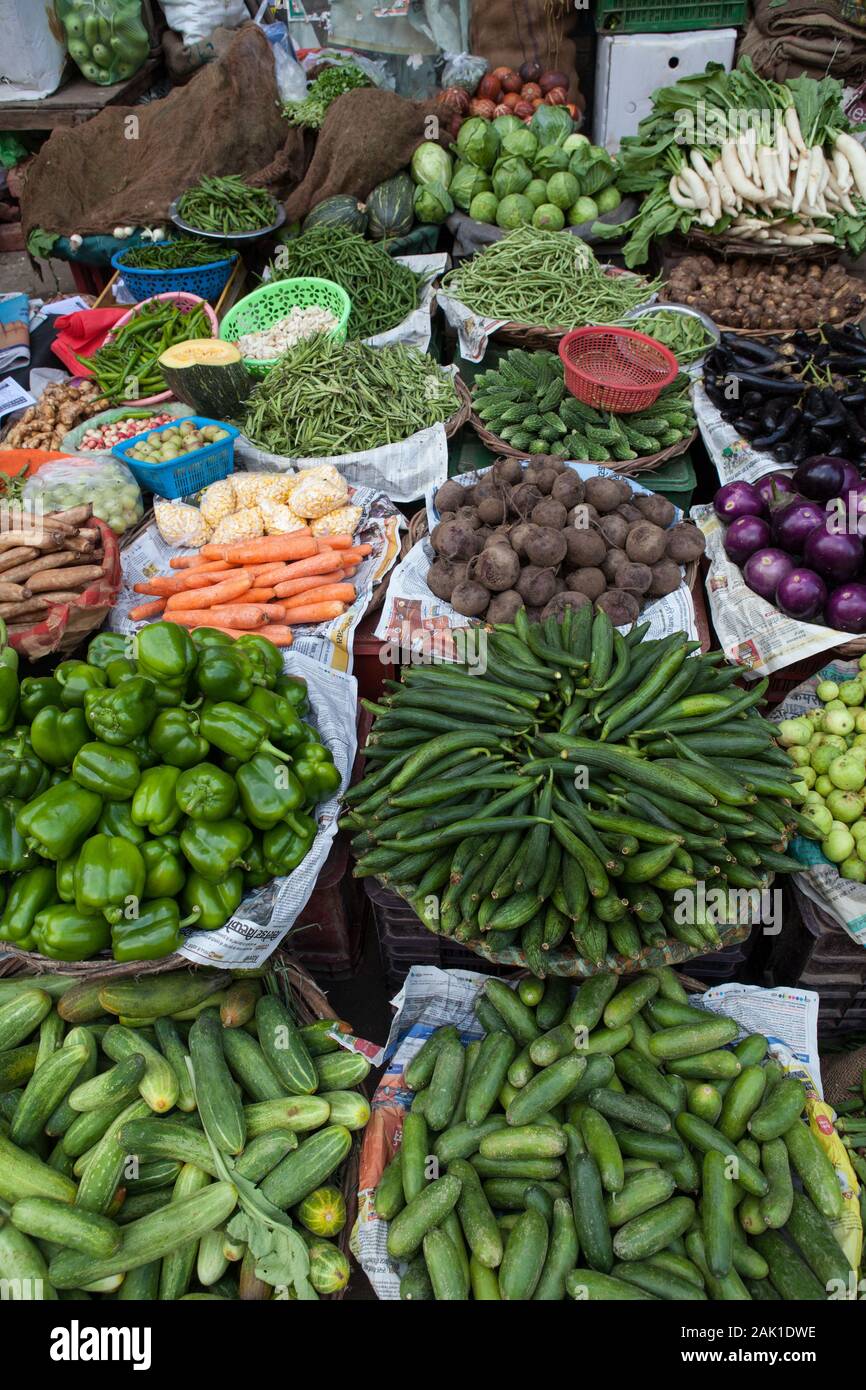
[809, 230, 838, 243]
[776, 126, 790, 187]
[833, 147, 853, 189]
[712, 157, 736, 206]
[679, 165, 709, 209]
[791, 154, 810, 213]
[707, 180, 722, 222]
[690, 149, 717, 185]
[834, 132, 866, 201]
[785, 106, 807, 153]
[668, 174, 696, 210]
[698, 208, 716, 227]
[736, 133, 754, 179]
[722, 141, 765, 201]
[756, 146, 777, 199]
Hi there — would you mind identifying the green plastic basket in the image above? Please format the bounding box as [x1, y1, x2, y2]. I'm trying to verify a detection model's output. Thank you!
[594, 0, 746, 30]
[219, 277, 351, 378]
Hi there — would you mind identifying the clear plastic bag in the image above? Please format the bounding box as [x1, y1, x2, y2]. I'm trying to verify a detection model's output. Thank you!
[441, 52, 488, 93]
[24, 457, 144, 535]
[56, 0, 150, 86]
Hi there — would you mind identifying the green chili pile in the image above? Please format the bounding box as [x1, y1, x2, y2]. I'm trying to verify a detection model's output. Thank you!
[243, 337, 459, 457]
[80, 300, 211, 402]
[624, 309, 715, 365]
[177, 176, 276, 236]
[440, 226, 661, 329]
[118, 239, 237, 270]
[269, 227, 422, 340]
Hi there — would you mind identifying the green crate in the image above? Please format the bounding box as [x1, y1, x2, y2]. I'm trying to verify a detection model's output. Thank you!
[637, 450, 697, 512]
[595, 0, 746, 32]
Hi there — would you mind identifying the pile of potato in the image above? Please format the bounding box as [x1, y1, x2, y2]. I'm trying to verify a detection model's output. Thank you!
[429, 458, 705, 624]
[662, 255, 866, 331]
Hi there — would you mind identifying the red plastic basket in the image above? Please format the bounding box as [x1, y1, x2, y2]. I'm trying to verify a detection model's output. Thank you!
[558, 326, 678, 414]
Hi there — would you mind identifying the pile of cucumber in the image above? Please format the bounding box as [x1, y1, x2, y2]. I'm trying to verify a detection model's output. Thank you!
[346, 608, 811, 975]
[0, 969, 371, 1300]
[375, 969, 852, 1301]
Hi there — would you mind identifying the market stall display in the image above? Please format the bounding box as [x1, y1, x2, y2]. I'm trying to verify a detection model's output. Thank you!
[0, 504, 119, 633]
[176, 176, 279, 238]
[23, 459, 143, 537]
[220, 280, 350, 378]
[56, 0, 149, 87]
[283, 58, 372, 130]
[661, 257, 866, 333]
[268, 229, 425, 342]
[111, 240, 238, 304]
[4, 382, 108, 452]
[75, 411, 177, 454]
[435, 64, 581, 132]
[620, 307, 718, 367]
[79, 295, 218, 406]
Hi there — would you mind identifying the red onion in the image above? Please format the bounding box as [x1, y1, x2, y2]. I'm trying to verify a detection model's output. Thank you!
[743, 548, 795, 602]
[775, 568, 827, 621]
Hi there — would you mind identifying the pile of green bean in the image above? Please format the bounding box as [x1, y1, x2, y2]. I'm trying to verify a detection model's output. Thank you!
[440, 227, 661, 329]
[242, 336, 459, 457]
[79, 300, 211, 402]
[269, 227, 422, 340]
[625, 309, 715, 365]
[177, 175, 276, 235]
[118, 238, 237, 270]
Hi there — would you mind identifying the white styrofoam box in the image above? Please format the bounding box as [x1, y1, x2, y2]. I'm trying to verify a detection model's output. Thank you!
[594, 29, 738, 153]
[0, 0, 67, 100]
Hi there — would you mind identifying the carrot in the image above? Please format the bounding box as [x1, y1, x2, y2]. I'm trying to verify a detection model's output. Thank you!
[335, 545, 372, 564]
[262, 552, 345, 585]
[277, 582, 356, 605]
[244, 587, 277, 603]
[166, 605, 266, 629]
[251, 625, 294, 646]
[202, 532, 314, 565]
[272, 571, 348, 599]
[129, 598, 167, 620]
[166, 620, 267, 639]
[164, 575, 252, 613]
[315, 535, 354, 550]
[281, 601, 347, 624]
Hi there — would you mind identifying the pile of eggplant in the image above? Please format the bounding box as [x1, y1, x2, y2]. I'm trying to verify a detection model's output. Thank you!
[703, 326, 866, 464]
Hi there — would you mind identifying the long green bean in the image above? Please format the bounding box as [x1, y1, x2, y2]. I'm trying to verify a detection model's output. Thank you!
[119, 238, 237, 270]
[178, 175, 275, 235]
[621, 309, 714, 364]
[242, 337, 459, 456]
[440, 226, 661, 329]
[268, 227, 422, 340]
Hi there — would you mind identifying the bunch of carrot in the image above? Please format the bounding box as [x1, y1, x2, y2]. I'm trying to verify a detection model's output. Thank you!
[128, 527, 371, 645]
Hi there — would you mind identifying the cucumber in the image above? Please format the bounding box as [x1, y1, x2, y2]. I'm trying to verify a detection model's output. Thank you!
[401, 1111, 429, 1204]
[759, 1138, 793, 1230]
[685, 1230, 751, 1301]
[98, 972, 225, 1019]
[234, 1131, 297, 1183]
[648, 1017, 739, 1060]
[674, 1114, 768, 1197]
[479, 1125, 567, 1161]
[646, 1250, 705, 1289]
[783, 1120, 842, 1220]
[0, 991, 52, 1050]
[451, 1039, 478, 1127]
[498, 1207, 548, 1299]
[57, 980, 109, 1025]
[580, 1107, 624, 1194]
[116, 1260, 160, 1299]
[432, 1116, 502, 1165]
[260, 1125, 352, 1211]
[471, 1156, 562, 1181]
[10, 1196, 120, 1258]
[68, 1053, 146, 1114]
[536, 977, 570, 1032]
[566, 1268, 657, 1300]
[739, 1193, 767, 1236]
[688, 1083, 723, 1124]
[702, 1150, 734, 1278]
[565, 1053, 615, 1101]
[189, 1010, 245, 1155]
[566, 972, 618, 1034]
[613, 1258, 706, 1301]
[731, 1223, 769, 1280]
[530, 1023, 576, 1069]
[423, 1226, 467, 1300]
[564, 1124, 612, 1273]
[533, 1196, 579, 1300]
[117, 1119, 217, 1177]
[0, 1044, 38, 1095]
[785, 1190, 854, 1289]
[221, 1028, 284, 1103]
[507, 1045, 535, 1089]
[153, 1019, 196, 1113]
[719, 1065, 767, 1142]
[197, 1227, 229, 1287]
[604, 976, 659, 1030]
[243, 1097, 330, 1138]
[298, 1019, 351, 1057]
[748, 1077, 806, 1141]
[449, 1158, 502, 1269]
[0, 1221, 57, 1300]
[734, 1034, 768, 1066]
[220, 979, 261, 1029]
[484, 980, 540, 1046]
[614, 1049, 680, 1116]
[506, 1054, 586, 1127]
[588, 1087, 671, 1135]
[9, 1044, 88, 1147]
[313, 1051, 370, 1090]
[580, 1024, 633, 1056]
[605, 1168, 676, 1227]
[386, 1173, 463, 1259]
[425, 1037, 465, 1132]
[158, 1163, 210, 1301]
[74, 1098, 150, 1215]
[102, 1026, 178, 1114]
[318, 1091, 370, 1131]
[616, 1128, 684, 1162]
[753, 1229, 827, 1301]
[612, 1195, 695, 1262]
[645, 998, 708, 1029]
[256, 995, 317, 1096]
[470, 1252, 501, 1300]
[35, 1010, 65, 1068]
[666, 1051, 742, 1080]
[400, 1253, 433, 1301]
[482, 1178, 566, 1210]
[0, 1130, 77, 1205]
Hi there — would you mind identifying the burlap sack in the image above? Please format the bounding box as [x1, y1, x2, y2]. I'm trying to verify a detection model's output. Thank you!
[822, 1046, 866, 1106]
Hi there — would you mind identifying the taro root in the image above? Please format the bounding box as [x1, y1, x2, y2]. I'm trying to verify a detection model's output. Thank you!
[493, 456, 524, 485]
[427, 558, 467, 601]
[665, 522, 706, 563]
[566, 567, 606, 601]
[532, 498, 567, 530]
[510, 482, 543, 517]
[477, 495, 507, 525]
[584, 477, 624, 513]
[487, 590, 525, 623]
[435, 479, 468, 513]
[597, 514, 629, 550]
[517, 565, 558, 606]
[455, 505, 482, 530]
[471, 544, 520, 592]
[551, 472, 584, 509]
[616, 562, 653, 594]
[433, 519, 483, 561]
[542, 591, 591, 621]
[648, 559, 682, 597]
[565, 528, 606, 568]
[451, 580, 490, 617]
[625, 522, 667, 565]
[635, 493, 676, 528]
[525, 525, 567, 568]
[601, 547, 627, 582]
[596, 588, 640, 626]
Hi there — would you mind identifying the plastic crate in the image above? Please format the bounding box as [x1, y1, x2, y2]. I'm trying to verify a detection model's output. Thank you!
[764, 883, 866, 1036]
[111, 248, 237, 304]
[113, 416, 238, 500]
[639, 449, 697, 511]
[365, 878, 516, 989]
[288, 836, 365, 981]
[594, 0, 747, 31]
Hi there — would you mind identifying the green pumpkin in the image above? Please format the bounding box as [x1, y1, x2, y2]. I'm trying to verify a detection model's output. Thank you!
[308, 1241, 351, 1295]
[366, 173, 415, 240]
[302, 195, 369, 236]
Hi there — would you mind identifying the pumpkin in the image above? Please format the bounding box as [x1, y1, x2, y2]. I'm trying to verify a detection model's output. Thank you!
[158, 339, 252, 420]
[302, 195, 369, 236]
[365, 173, 414, 240]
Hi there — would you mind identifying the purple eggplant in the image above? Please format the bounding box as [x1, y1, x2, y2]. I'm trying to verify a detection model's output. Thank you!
[775, 568, 827, 621]
[724, 514, 772, 565]
[713, 480, 766, 523]
[743, 548, 795, 602]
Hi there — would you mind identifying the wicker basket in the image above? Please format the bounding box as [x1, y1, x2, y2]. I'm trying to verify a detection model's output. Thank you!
[679, 228, 841, 262]
[446, 375, 472, 438]
[468, 413, 698, 477]
[658, 284, 865, 340]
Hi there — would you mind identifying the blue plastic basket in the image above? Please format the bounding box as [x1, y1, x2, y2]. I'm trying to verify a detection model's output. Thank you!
[112, 416, 239, 500]
[111, 247, 237, 304]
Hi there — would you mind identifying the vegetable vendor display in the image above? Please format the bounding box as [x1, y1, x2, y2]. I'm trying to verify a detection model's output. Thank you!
[0, 621, 342, 962]
[662, 257, 866, 334]
[374, 974, 849, 1301]
[282, 59, 371, 129]
[0, 966, 370, 1299]
[78, 411, 175, 453]
[242, 337, 459, 458]
[471, 348, 696, 461]
[80, 299, 213, 403]
[0, 506, 110, 630]
[152, 468, 363, 552]
[596, 59, 866, 266]
[23, 461, 142, 537]
[620, 310, 715, 366]
[268, 228, 423, 340]
[3, 380, 107, 452]
[117, 240, 238, 271]
[56, 0, 149, 86]
[440, 228, 659, 329]
[345, 610, 810, 976]
[177, 177, 276, 237]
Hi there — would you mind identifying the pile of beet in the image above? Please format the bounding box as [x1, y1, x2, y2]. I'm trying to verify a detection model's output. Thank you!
[428, 458, 706, 625]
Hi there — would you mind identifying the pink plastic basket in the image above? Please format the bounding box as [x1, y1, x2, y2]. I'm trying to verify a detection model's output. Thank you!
[558, 326, 678, 414]
[105, 292, 219, 407]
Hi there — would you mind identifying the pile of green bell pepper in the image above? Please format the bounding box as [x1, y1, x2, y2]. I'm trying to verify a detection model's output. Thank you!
[0, 621, 341, 964]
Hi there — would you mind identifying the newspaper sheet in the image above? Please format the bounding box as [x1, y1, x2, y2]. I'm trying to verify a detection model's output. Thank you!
[693, 378, 785, 486]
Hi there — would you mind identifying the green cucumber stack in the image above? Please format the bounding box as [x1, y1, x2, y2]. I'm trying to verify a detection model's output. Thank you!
[0, 969, 370, 1300]
[345, 607, 814, 977]
[375, 970, 850, 1301]
[472, 348, 696, 461]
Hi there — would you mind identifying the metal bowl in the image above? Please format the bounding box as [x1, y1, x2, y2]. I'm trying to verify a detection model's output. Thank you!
[168, 194, 286, 244]
[623, 301, 720, 368]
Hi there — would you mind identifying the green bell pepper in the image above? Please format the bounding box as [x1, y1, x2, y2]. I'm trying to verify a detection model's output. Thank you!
[190, 628, 234, 652]
[262, 811, 316, 877]
[84, 676, 157, 746]
[0, 730, 50, 801]
[131, 767, 182, 837]
[180, 818, 252, 882]
[0, 666, 18, 734]
[233, 633, 283, 689]
[148, 709, 209, 769]
[55, 660, 106, 709]
[135, 621, 197, 685]
[111, 898, 199, 963]
[30, 707, 90, 769]
[74, 834, 146, 924]
[126, 733, 159, 770]
[236, 753, 304, 829]
[98, 801, 147, 846]
[105, 657, 138, 687]
[32, 904, 110, 961]
[18, 676, 62, 721]
[72, 742, 141, 802]
[87, 632, 132, 670]
[0, 797, 36, 873]
[0, 620, 18, 673]
[0, 866, 56, 943]
[56, 855, 78, 903]
[146, 676, 190, 710]
[245, 687, 304, 750]
[274, 674, 309, 717]
[181, 869, 244, 931]
[199, 701, 290, 765]
[243, 835, 272, 889]
[141, 835, 186, 899]
[195, 647, 254, 703]
[175, 762, 237, 821]
[16, 781, 102, 861]
[292, 740, 341, 803]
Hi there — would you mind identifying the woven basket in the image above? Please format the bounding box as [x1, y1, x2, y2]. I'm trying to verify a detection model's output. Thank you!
[469, 269, 654, 354]
[446, 376, 472, 438]
[468, 413, 698, 477]
[657, 285, 865, 340]
[679, 228, 840, 262]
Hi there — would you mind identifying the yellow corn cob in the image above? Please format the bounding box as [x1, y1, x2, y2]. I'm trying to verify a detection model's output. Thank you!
[209, 506, 264, 545]
[310, 504, 363, 538]
[153, 500, 210, 548]
[199, 477, 236, 527]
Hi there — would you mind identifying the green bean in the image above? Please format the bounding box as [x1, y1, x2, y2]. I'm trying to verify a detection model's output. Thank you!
[621, 310, 714, 365]
[119, 239, 237, 270]
[242, 336, 459, 456]
[178, 175, 275, 235]
[268, 227, 423, 340]
[440, 226, 661, 329]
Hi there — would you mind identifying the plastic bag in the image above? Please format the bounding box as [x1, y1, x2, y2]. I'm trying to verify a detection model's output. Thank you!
[23, 457, 144, 535]
[441, 51, 488, 92]
[300, 47, 394, 92]
[160, 0, 246, 47]
[258, 19, 307, 103]
[56, 0, 150, 86]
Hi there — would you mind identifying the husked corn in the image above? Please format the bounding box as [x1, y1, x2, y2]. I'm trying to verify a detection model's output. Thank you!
[290, 464, 348, 520]
[210, 506, 264, 545]
[310, 504, 363, 538]
[260, 497, 308, 535]
[154, 500, 211, 548]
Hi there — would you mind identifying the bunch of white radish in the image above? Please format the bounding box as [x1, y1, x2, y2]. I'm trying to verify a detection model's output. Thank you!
[667, 105, 866, 248]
